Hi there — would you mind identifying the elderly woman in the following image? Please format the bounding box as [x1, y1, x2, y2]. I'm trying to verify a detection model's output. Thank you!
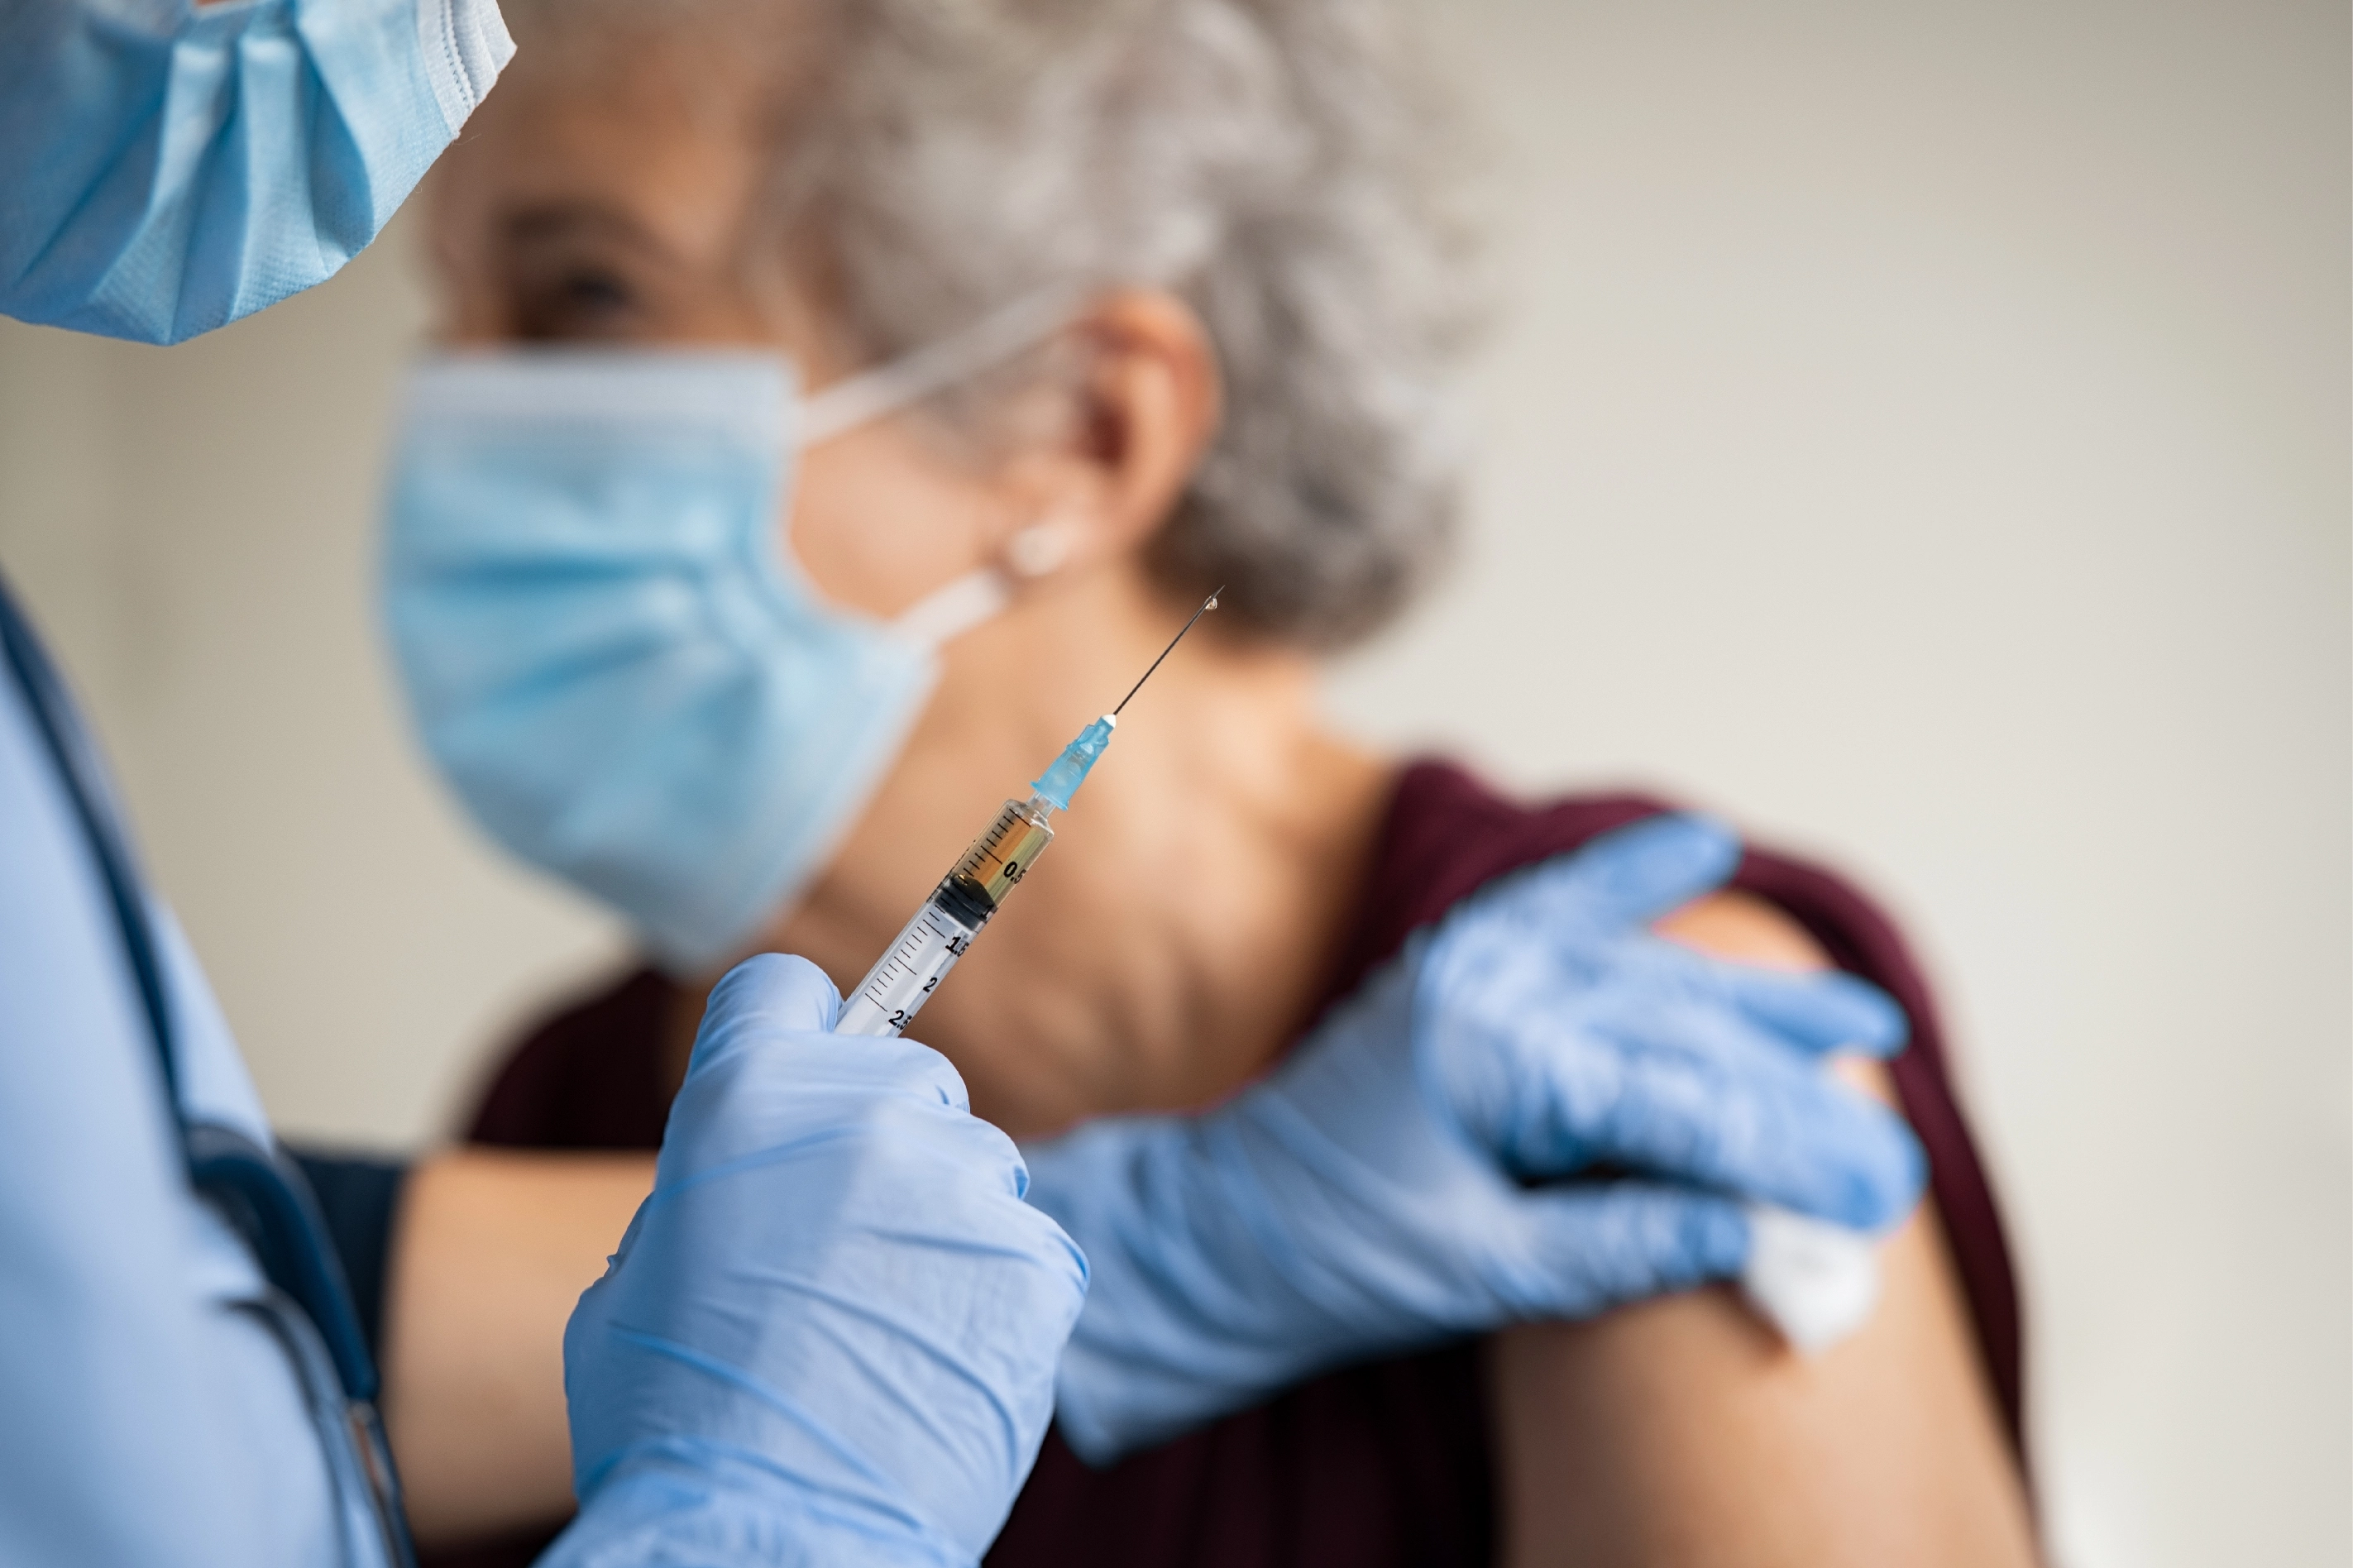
[376, 1, 2038, 1564]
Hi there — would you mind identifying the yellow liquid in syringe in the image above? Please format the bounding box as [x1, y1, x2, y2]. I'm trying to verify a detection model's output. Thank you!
[833, 795, 1058, 1039]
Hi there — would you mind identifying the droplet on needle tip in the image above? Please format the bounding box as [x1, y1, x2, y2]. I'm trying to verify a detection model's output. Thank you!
[1112, 588, 1224, 716]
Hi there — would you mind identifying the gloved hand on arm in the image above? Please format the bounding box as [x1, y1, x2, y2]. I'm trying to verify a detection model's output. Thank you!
[1021, 813, 1925, 1464]
[541, 954, 1088, 1568]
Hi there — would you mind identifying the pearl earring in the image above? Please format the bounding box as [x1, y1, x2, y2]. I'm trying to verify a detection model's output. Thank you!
[1005, 514, 1077, 578]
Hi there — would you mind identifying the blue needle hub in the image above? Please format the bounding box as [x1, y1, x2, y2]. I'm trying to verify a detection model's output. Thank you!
[1030, 715, 1116, 811]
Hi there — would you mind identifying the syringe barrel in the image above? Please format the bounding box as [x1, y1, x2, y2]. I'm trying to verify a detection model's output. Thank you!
[947, 792, 1056, 908]
[833, 886, 988, 1038]
[834, 796, 1055, 1038]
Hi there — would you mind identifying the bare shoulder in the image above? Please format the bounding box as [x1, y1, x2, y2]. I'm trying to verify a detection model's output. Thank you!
[1652, 888, 1829, 972]
[1483, 893, 2041, 1566]
[1651, 891, 1894, 1102]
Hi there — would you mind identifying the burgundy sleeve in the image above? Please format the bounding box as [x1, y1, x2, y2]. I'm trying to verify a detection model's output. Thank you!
[1319, 762, 2028, 1463]
[997, 762, 2031, 1568]
[464, 967, 678, 1151]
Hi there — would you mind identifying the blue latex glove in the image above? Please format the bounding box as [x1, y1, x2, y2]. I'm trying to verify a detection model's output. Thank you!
[543, 954, 1088, 1568]
[1024, 813, 1925, 1463]
[1, 0, 510, 343]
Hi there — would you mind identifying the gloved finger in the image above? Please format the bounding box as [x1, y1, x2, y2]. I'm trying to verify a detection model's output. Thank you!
[877, 1069, 1050, 1204]
[662, 1030, 991, 1201]
[1604, 1020, 1926, 1231]
[1476, 1001, 1925, 1230]
[1701, 960, 1910, 1059]
[1504, 1182, 1749, 1317]
[1466, 813, 1743, 937]
[687, 952, 843, 1078]
[667, 956, 977, 1190]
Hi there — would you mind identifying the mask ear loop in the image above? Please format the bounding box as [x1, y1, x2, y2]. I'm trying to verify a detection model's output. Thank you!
[891, 570, 1012, 650]
[888, 499, 1083, 650]
[798, 284, 1091, 446]
[806, 285, 1093, 648]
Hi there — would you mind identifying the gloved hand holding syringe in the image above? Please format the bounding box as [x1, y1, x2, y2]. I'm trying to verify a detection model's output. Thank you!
[829, 586, 1916, 1450]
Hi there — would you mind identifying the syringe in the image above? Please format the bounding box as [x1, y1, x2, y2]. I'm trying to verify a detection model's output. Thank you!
[835, 590, 1221, 1039]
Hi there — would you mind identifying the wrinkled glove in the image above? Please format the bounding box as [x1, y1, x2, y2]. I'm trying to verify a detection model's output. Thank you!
[1023, 814, 1923, 1463]
[543, 954, 1088, 1568]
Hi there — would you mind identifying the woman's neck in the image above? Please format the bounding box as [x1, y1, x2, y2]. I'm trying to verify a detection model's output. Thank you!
[733, 571, 1395, 1138]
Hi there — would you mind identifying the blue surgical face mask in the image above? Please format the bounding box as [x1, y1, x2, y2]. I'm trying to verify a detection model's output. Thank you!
[380, 297, 1071, 970]
[2, 0, 510, 343]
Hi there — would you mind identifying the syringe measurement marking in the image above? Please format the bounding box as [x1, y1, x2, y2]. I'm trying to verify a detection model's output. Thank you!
[962, 817, 1021, 883]
[857, 908, 972, 1011]
[957, 804, 1053, 901]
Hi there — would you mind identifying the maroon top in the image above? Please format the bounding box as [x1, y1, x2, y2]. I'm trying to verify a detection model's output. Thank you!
[442, 762, 2025, 1568]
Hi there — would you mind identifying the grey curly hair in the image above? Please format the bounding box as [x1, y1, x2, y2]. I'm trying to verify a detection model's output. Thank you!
[529, 0, 1481, 648]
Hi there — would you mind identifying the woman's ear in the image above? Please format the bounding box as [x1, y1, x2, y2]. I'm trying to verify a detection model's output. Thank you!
[993, 289, 1222, 578]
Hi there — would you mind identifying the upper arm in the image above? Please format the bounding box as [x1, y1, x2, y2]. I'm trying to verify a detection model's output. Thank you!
[1485, 892, 2039, 1568]
[383, 1149, 654, 1546]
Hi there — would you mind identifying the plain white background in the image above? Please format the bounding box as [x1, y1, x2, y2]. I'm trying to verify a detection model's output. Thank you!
[0, 1, 2342, 1562]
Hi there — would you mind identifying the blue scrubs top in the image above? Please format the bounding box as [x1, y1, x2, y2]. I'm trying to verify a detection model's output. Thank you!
[0, 0, 515, 1535]
[0, 0, 555, 1547]
[0, 633, 398, 1562]
[0, 0, 513, 1544]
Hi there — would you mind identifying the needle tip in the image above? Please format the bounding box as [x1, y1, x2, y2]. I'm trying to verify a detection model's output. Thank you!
[1111, 589, 1227, 717]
